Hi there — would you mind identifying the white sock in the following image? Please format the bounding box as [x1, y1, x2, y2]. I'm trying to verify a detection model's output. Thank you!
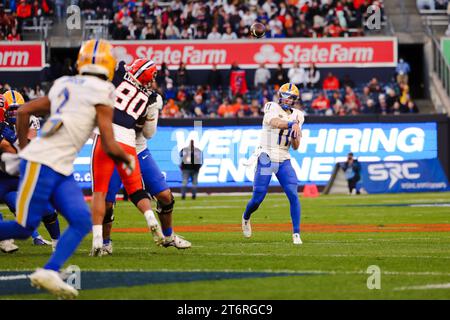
[144, 210, 157, 226]
[92, 225, 103, 247]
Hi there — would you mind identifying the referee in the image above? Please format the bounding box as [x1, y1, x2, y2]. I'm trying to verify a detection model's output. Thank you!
[179, 140, 203, 200]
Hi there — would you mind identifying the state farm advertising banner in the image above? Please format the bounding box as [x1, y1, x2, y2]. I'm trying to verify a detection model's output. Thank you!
[111, 37, 397, 69]
[0, 42, 45, 71]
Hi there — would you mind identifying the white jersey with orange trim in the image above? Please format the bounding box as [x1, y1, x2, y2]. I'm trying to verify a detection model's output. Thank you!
[135, 94, 163, 154]
[20, 75, 115, 176]
[259, 101, 304, 163]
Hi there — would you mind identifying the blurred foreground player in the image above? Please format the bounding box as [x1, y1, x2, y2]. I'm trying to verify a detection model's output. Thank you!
[0, 39, 135, 299]
[101, 91, 191, 254]
[90, 58, 164, 256]
[0, 91, 60, 253]
[242, 83, 304, 245]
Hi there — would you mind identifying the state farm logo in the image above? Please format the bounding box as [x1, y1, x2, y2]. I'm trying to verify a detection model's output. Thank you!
[0, 50, 30, 66]
[254, 45, 281, 64]
[113, 46, 133, 64]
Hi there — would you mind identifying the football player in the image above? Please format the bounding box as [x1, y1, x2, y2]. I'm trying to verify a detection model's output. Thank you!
[90, 58, 164, 256]
[0, 91, 60, 253]
[100, 91, 191, 255]
[242, 83, 304, 245]
[0, 39, 135, 299]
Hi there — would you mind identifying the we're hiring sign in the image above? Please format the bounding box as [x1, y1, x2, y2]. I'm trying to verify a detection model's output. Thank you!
[110, 37, 397, 69]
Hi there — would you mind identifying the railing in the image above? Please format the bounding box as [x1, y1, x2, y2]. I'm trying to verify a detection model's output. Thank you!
[21, 18, 53, 40]
[431, 35, 450, 98]
[82, 19, 112, 40]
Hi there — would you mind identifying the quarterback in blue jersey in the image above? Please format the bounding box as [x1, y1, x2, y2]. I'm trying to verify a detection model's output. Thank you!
[242, 83, 304, 245]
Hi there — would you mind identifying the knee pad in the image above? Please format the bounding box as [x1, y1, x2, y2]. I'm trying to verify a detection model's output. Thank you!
[42, 211, 58, 225]
[129, 189, 150, 206]
[103, 206, 115, 224]
[156, 194, 175, 215]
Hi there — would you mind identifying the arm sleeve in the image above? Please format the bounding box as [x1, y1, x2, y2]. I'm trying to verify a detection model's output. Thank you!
[142, 94, 163, 139]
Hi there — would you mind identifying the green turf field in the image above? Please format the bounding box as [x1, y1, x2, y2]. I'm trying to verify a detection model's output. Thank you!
[1, 192, 450, 300]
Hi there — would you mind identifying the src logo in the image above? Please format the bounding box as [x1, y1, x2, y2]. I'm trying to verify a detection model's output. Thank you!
[368, 162, 421, 189]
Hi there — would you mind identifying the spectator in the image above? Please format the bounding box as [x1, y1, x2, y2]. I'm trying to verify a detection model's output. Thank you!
[222, 25, 237, 39]
[288, 62, 306, 88]
[323, 72, 340, 91]
[217, 98, 237, 117]
[207, 64, 222, 90]
[161, 99, 181, 118]
[403, 100, 419, 113]
[340, 152, 361, 195]
[361, 99, 379, 114]
[6, 27, 20, 41]
[234, 96, 250, 117]
[207, 95, 220, 116]
[190, 94, 207, 117]
[249, 98, 262, 117]
[17, 0, 31, 30]
[306, 63, 320, 89]
[111, 21, 130, 40]
[396, 58, 411, 85]
[254, 63, 271, 89]
[311, 91, 331, 115]
[207, 25, 222, 40]
[176, 62, 189, 87]
[378, 94, 389, 115]
[344, 86, 360, 109]
[271, 63, 287, 85]
[367, 77, 381, 93]
[180, 140, 203, 200]
[165, 19, 180, 39]
[391, 101, 402, 115]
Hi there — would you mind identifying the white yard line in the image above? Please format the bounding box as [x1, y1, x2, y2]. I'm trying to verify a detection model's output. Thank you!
[394, 283, 450, 291]
[1, 268, 450, 277]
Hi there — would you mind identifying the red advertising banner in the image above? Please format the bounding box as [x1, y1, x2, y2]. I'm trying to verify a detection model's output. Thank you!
[0, 42, 45, 71]
[111, 37, 397, 69]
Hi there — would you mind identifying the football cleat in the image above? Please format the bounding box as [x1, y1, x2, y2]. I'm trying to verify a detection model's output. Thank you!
[293, 233, 302, 245]
[29, 268, 78, 300]
[242, 218, 252, 238]
[102, 240, 113, 255]
[162, 234, 191, 249]
[33, 236, 52, 246]
[89, 247, 103, 257]
[0, 239, 19, 253]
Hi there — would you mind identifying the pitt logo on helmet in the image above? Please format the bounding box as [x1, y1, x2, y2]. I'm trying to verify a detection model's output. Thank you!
[76, 39, 116, 81]
[278, 83, 299, 110]
[3, 90, 25, 107]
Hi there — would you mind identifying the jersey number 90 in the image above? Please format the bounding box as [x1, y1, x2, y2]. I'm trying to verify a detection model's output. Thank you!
[115, 81, 149, 120]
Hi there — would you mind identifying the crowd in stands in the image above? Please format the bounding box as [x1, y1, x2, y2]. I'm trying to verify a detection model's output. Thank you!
[101, 0, 385, 40]
[0, 0, 54, 40]
[417, 0, 448, 11]
[152, 58, 417, 118]
[1, 55, 417, 118]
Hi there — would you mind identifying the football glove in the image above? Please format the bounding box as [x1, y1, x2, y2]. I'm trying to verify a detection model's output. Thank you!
[121, 154, 135, 176]
[0, 125, 17, 144]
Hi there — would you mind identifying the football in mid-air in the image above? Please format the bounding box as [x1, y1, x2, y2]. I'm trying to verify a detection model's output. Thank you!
[250, 22, 266, 38]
